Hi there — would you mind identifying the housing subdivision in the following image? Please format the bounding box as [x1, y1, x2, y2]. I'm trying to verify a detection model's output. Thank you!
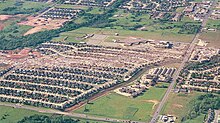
[120, 0, 190, 11]
[0, 41, 187, 110]
[115, 67, 176, 98]
[176, 46, 220, 93]
[40, 8, 82, 19]
[63, 0, 117, 7]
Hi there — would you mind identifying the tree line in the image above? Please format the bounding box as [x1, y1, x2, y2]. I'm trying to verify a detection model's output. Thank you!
[18, 115, 79, 123]
[0, 0, 126, 50]
[181, 93, 220, 122]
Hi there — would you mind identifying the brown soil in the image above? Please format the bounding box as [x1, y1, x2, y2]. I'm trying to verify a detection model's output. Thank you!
[173, 104, 183, 108]
[18, 16, 68, 35]
[0, 15, 12, 21]
[0, 24, 4, 30]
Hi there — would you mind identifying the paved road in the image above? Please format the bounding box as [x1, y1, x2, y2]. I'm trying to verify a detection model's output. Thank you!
[150, 1, 217, 123]
[214, 110, 220, 123]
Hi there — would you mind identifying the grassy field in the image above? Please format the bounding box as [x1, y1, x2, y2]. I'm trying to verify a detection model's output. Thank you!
[199, 19, 220, 48]
[56, 4, 89, 10]
[52, 9, 199, 43]
[199, 31, 220, 48]
[183, 114, 206, 123]
[0, 105, 46, 123]
[0, 0, 50, 15]
[88, 7, 104, 14]
[0, 104, 108, 123]
[52, 27, 195, 43]
[0, 17, 33, 40]
[52, 31, 86, 42]
[108, 10, 200, 34]
[161, 92, 204, 123]
[66, 27, 194, 43]
[206, 19, 220, 29]
[74, 85, 168, 122]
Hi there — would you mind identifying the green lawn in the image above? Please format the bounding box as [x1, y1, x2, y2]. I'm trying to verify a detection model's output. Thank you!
[0, 103, 108, 123]
[52, 31, 86, 42]
[206, 19, 220, 29]
[107, 10, 200, 36]
[53, 26, 195, 43]
[74, 85, 168, 122]
[0, 0, 50, 15]
[52, 9, 200, 43]
[183, 114, 206, 123]
[0, 21, 33, 40]
[0, 105, 45, 123]
[56, 4, 88, 10]
[161, 92, 204, 123]
[88, 8, 104, 14]
[70, 27, 195, 43]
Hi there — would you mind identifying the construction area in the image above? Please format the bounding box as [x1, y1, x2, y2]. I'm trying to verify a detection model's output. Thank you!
[0, 40, 188, 110]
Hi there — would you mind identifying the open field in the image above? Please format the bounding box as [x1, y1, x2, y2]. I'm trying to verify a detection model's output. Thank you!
[0, 0, 51, 15]
[88, 7, 104, 14]
[74, 85, 168, 122]
[0, 23, 33, 38]
[0, 105, 45, 123]
[56, 4, 89, 10]
[0, 14, 27, 26]
[202, 19, 220, 49]
[51, 9, 200, 43]
[52, 27, 195, 44]
[108, 10, 201, 34]
[52, 31, 86, 42]
[0, 15, 12, 21]
[199, 31, 220, 48]
[0, 15, 33, 39]
[163, 63, 181, 68]
[0, 104, 107, 123]
[161, 92, 204, 123]
[206, 19, 220, 29]
[183, 114, 206, 123]
[18, 17, 67, 35]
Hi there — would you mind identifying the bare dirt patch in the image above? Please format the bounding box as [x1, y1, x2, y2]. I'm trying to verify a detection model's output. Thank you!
[199, 31, 220, 48]
[0, 24, 4, 30]
[0, 15, 12, 21]
[18, 16, 68, 35]
[173, 104, 183, 108]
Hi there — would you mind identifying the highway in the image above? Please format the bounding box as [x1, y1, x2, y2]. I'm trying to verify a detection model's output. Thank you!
[150, 1, 217, 123]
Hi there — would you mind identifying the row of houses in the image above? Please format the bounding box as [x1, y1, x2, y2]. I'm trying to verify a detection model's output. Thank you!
[115, 83, 147, 98]
[40, 8, 82, 19]
[120, 0, 189, 12]
[141, 67, 176, 86]
[150, 12, 182, 21]
[210, 9, 220, 20]
[63, 0, 115, 7]
[184, 1, 212, 21]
